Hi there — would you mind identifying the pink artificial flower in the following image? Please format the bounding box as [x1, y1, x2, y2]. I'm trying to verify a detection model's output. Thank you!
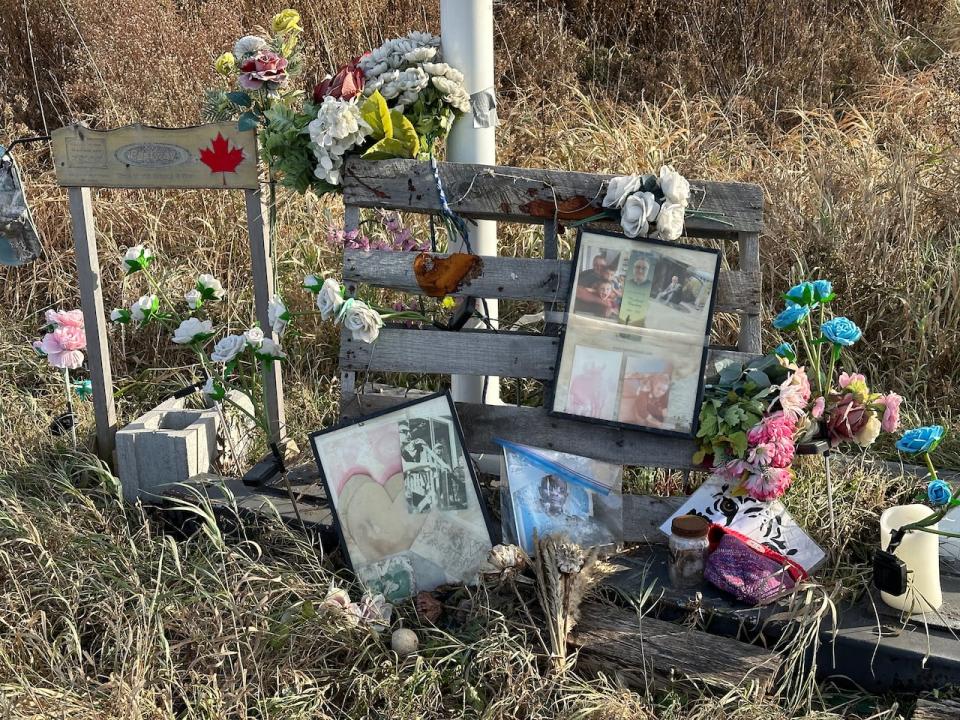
[39, 327, 86, 369]
[45, 309, 84, 329]
[763, 411, 796, 442]
[744, 466, 793, 501]
[313, 55, 366, 102]
[239, 50, 289, 90]
[748, 442, 774, 466]
[876, 392, 903, 433]
[777, 367, 811, 419]
[839, 372, 865, 389]
[768, 436, 796, 468]
[826, 393, 869, 447]
[747, 421, 767, 446]
[811, 396, 826, 419]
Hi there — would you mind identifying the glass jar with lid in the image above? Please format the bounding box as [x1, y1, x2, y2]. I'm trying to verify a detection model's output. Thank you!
[668, 514, 711, 588]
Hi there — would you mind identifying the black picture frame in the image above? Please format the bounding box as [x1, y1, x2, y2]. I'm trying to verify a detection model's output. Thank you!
[549, 227, 721, 439]
[309, 390, 496, 592]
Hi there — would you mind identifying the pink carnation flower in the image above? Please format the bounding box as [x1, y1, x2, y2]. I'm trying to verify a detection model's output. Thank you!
[39, 327, 86, 369]
[876, 392, 903, 433]
[45, 309, 85, 329]
[768, 436, 795, 468]
[744, 466, 793, 501]
[777, 367, 811, 419]
[839, 372, 866, 389]
[811, 396, 825, 419]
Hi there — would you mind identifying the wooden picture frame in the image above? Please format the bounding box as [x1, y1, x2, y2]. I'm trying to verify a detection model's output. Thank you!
[550, 228, 721, 438]
[310, 391, 495, 600]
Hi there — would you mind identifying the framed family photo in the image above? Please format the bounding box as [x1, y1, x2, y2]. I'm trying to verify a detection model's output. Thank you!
[552, 228, 721, 436]
[310, 392, 494, 600]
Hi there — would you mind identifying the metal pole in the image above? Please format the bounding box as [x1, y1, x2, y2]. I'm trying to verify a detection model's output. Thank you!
[441, 0, 501, 405]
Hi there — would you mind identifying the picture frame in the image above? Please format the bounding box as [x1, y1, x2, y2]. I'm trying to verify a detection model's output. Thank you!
[551, 228, 721, 437]
[309, 391, 495, 600]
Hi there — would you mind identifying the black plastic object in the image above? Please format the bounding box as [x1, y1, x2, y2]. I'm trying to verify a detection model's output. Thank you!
[873, 549, 909, 596]
[49, 411, 76, 436]
[433, 296, 477, 332]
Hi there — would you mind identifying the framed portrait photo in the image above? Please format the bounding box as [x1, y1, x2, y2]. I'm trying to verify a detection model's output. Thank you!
[551, 228, 721, 436]
[310, 392, 494, 600]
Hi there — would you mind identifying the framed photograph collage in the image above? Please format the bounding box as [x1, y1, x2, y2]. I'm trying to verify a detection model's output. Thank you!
[551, 229, 721, 436]
[310, 393, 494, 601]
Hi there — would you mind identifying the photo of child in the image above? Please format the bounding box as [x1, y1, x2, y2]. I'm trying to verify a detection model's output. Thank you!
[561, 345, 623, 422]
[571, 247, 624, 319]
[618, 356, 673, 428]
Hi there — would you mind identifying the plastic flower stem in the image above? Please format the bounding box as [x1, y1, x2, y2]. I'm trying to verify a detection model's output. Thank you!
[140, 268, 179, 322]
[924, 452, 939, 482]
[797, 329, 818, 389]
[826, 343, 840, 396]
[805, 311, 823, 394]
[62, 368, 77, 449]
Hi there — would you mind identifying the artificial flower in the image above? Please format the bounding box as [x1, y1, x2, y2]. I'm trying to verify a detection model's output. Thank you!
[39, 327, 86, 369]
[185, 289, 202, 310]
[122, 245, 154, 275]
[655, 200, 685, 241]
[321, 585, 353, 615]
[303, 274, 323, 293]
[172, 317, 214, 345]
[267, 294, 290, 336]
[812, 279, 834, 303]
[340, 298, 383, 344]
[826, 394, 869, 446]
[196, 274, 226, 301]
[777, 366, 811, 419]
[31, 340, 44, 355]
[244, 327, 264, 348]
[307, 96, 372, 185]
[73, 379, 93, 400]
[620, 192, 659, 238]
[271, 9, 301, 34]
[215, 52, 236, 76]
[317, 278, 344, 320]
[658, 165, 690, 205]
[130, 294, 159, 323]
[855, 414, 882, 447]
[927, 479, 953, 507]
[202, 376, 226, 402]
[773, 342, 796, 362]
[896, 426, 945, 454]
[350, 593, 393, 632]
[821, 317, 862, 346]
[233, 35, 267, 59]
[110, 308, 131, 324]
[255, 338, 286, 362]
[602, 175, 644, 209]
[784, 281, 817, 307]
[744, 466, 793, 501]
[210, 334, 246, 363]
[441, 296, 457, 310]
[772, 304, 810, 330]
[314, 57, 365, 102]
[838, 371, 869, 401]
[239, 50, 289, 90]
[876, 392, 903, 433]
[45, 309, 84, 329]
[812, 396, 826, 419]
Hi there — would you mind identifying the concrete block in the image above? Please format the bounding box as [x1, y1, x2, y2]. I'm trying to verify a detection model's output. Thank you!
[115, 398, 220, 500]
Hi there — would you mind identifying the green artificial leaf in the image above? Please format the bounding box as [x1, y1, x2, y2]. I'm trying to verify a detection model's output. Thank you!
[697, 410, 718, 438]
[719, 362, 745, 386]
[361, 91, 392, 139]
[237, 111, 259, 131]
[389, 110, 420, 157]
[745, 368, 771, 388]
[227, 91, 252, 107]
[729, 431, 749, 457]
[723, 405, 747, 428]
[692, 448, 708, 465]
[362, 137, 417, 160]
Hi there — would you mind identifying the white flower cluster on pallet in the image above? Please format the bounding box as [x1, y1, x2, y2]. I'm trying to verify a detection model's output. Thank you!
[307, 96, 373, 185]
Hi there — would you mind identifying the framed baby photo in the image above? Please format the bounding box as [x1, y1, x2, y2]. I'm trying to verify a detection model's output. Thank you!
[551, 228, 721, 437]
[310, 392, 495, 601]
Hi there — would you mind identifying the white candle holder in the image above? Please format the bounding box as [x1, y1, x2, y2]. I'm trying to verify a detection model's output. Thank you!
[880, 504, 943, 613]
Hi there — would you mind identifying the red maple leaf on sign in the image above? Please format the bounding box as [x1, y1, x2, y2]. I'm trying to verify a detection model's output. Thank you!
[199, 133, 245, 184]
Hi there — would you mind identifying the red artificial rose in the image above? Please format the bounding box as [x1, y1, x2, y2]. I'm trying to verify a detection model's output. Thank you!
[826, 393, 869, 447]
[239, 50, 288, 90]
[313, 56, 365, 102]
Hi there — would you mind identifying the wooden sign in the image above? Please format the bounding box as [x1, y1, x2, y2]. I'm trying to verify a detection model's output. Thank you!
[52, 123, 260, 190]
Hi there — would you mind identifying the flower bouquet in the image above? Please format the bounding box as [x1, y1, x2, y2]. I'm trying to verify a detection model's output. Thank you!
[31, 309, 91, 445]
[204, 14, 470, 195]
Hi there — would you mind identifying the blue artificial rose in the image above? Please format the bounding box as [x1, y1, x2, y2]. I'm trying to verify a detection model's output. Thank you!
[821, 316, 862, 346]
[927, 479, 953, 506]
[812, 279, 834, 303]
[785, 282, 816, 306]
[772, 304, 810, 330]
[774, 342, 796, 361]
[896, 425, 945, 454]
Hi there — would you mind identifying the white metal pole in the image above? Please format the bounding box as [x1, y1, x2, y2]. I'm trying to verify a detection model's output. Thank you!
[441, 0, 501, 405]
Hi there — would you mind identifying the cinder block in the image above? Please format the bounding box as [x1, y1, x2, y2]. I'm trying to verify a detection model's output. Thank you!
[115, 398, 220, 500]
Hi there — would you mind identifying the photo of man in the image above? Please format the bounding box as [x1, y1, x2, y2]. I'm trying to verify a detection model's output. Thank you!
[572, 248, 624, 319]
[618, 250, 658, 326]
[400, 417, 469, 514]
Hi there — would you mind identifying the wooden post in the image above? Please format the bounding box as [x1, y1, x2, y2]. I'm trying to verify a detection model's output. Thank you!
[68, 186, 117, 461]
[737, 231, 762, 354]
[339, 205, 360, 405]
[245, 186, 285, 444]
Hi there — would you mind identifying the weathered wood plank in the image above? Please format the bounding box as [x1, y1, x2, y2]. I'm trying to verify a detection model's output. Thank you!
[623, 495, 685, 544]
[570, 602, 779, 693]
[913, 697, 960, 720]
[342, 250, 760, 314]
[340, 394, 706, 469]
[52, 123, 259, 189]
[340, 327, 754, 382]
[340, 205, 362, 402]
[737, 231, 762, 354]
[69, 187, 117, 461]
[342, 158, 764, 235]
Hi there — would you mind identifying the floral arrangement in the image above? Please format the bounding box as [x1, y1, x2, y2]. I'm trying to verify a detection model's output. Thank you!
[205, 15, 470, 195]
[695, 279, 902, 501]
[31, 308, 91, 444]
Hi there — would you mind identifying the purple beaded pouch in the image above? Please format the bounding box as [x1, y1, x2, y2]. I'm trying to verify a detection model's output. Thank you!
[704, 525, 808, 605]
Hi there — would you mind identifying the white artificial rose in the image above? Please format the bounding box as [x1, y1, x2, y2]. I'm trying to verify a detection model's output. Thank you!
[197, 273, 226, 301]
[130, 294, 158, 322]
[202, 376, 226, 401]
[855, 414, 882, 447]
[403, 46, 436, 63]
[303, 274, 322, 293]
[210, 334, 246, 363]
[110, 308, 130, 323]
[233, 35, 267, 58]
[256, 338, 287, 360]
[317, 278, 344, 320]
[659, 165, 690, 206]
[342, 300, 383, 344]
[620, 192, 660, 238]
[172, 317, 214, 345]
[655, 200, 686, 241]
[184, 289, 202, 310]
[267, 294, 290, 336]
[602, 175, 644, 209]
[244, 327, 264, 348]
[122, 245, 154, 274]
[422, 62, 451, 77]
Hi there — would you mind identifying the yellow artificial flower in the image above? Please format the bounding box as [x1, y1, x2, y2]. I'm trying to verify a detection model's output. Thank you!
[215, 52, 236, 76]
[271, 9, 302, 34]
[281, 33, 298, 57]
[441, 297, 457, 310]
